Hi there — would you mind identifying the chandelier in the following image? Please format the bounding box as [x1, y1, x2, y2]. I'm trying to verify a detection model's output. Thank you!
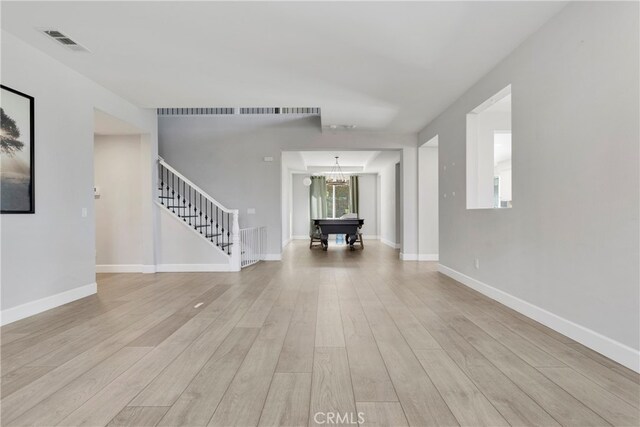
[326, 156, 348, 186]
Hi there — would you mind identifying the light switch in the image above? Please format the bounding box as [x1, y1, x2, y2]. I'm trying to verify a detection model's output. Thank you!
[82, 207, 88, 218]
[247, 208, 256, 214]
[263, 156, 274, 162]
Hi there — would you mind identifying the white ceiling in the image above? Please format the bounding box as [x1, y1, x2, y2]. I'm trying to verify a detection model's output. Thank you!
[286, 150, 399, 174]
[1, 2, 565, 132]
[300, 151, 381, 169]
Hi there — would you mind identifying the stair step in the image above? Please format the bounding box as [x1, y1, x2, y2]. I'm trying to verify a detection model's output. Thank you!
[206, 233, 222, 238]
[221, 243, 233, 248]
[158, 196, 174, 199]
[166, 205, 184, 208]
[181, 215, 198, 218]
[194, 225, 209, 228]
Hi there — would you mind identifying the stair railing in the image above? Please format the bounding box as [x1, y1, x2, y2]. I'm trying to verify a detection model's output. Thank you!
[157, 157, 241, 271]
[240, 226, 266, 268]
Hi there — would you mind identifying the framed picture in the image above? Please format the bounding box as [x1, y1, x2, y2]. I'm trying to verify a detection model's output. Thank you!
[1, 85, 34, 214]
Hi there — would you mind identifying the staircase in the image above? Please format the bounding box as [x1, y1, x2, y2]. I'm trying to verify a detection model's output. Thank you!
[157, 158, 241, 271]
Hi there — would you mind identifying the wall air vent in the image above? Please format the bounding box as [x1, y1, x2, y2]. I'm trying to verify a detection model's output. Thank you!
[40, 29, 90, 52]
[157, 107, 321, 116]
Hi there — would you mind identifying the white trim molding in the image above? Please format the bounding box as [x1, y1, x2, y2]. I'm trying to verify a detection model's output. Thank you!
[96, 264, 156, 274]
[156, 264, 231, 272]
[292, 235, 309, 240]
[263, 254, 282, 261]
[381, 238, 400, 249]
[400, 253, 439, 261]
[1, 282, 97, 326]
[438, 264, 640, 373]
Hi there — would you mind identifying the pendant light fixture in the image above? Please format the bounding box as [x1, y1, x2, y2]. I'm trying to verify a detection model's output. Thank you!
[326, 156, 348, 186]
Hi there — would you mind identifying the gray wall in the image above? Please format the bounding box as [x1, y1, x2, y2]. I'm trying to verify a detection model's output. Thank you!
[1, 31, 157, 316]
[379, 162, 397, 246]
[357, 174, 378, 237]
[159, 115, 417, 256]
[419, 2, 639, 351]
[395, 163, 401, 244]
[418, 145, 438, 256]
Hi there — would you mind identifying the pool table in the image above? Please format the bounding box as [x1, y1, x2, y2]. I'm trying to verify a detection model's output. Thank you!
[313, 218, 364, 250]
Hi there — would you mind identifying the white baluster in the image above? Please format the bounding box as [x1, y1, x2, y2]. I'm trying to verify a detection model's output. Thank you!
[230, 210, 241, 271]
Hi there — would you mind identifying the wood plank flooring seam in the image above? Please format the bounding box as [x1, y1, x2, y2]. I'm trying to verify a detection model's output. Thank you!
[341, 271, 404, 408]
[347, 270, 458, 426]
[355, 269, 458, 425]
[394, 274, 609, 426]
[206, 283, 300, 427]
[381, 273, 564, 427]
[123, 279, 269, 411]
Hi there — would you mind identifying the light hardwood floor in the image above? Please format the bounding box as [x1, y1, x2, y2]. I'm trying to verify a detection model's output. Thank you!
[1, 241, 638, 426]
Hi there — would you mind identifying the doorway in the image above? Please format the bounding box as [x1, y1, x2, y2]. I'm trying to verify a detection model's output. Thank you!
[93, 109, 149, 273]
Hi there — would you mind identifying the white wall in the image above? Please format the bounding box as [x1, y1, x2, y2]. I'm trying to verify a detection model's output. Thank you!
[159, 115, 418, 257]
[156, 208, 229, 269]
[419, 2, 639, 369]
[419, 145, 438, 258]
[94, 135, 143, 268]
[379, 163, 397, 247]
[495, 159, 512, 202]
[0, 31, 158, 324]
[467, 111, 511, 208]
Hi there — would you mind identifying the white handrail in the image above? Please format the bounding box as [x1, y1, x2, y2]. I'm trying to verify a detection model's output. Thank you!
[158, 157, 237, 214]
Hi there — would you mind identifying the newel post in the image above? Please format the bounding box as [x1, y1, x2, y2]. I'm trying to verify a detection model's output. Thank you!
[230, 210, 241, 271]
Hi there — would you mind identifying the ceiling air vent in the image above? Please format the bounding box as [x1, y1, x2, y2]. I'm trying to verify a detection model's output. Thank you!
[157, 107, 321, 116]
[40, 29, 89, 52]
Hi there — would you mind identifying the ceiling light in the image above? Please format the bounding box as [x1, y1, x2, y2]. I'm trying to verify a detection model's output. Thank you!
[326, 156, 348, 187]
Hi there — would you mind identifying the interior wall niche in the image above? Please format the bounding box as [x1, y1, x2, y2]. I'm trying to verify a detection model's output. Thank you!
[466, 85, 512, 209]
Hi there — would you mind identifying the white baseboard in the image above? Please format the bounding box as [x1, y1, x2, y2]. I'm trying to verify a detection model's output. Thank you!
[1, 282, 97, 326]
[263, 254, 282, 261]
[282, 238, 292, 248]
[156, 263, 231, 272]
[96, 264, 156, 273]
[381, 238, 400, 249]
[400, 253, 438, 261]
[292, 235, 309, 240]
[438, 264, 640, 373]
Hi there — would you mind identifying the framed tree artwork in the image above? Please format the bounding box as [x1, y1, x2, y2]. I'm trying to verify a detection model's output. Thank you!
[1, 85, 34, 214]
